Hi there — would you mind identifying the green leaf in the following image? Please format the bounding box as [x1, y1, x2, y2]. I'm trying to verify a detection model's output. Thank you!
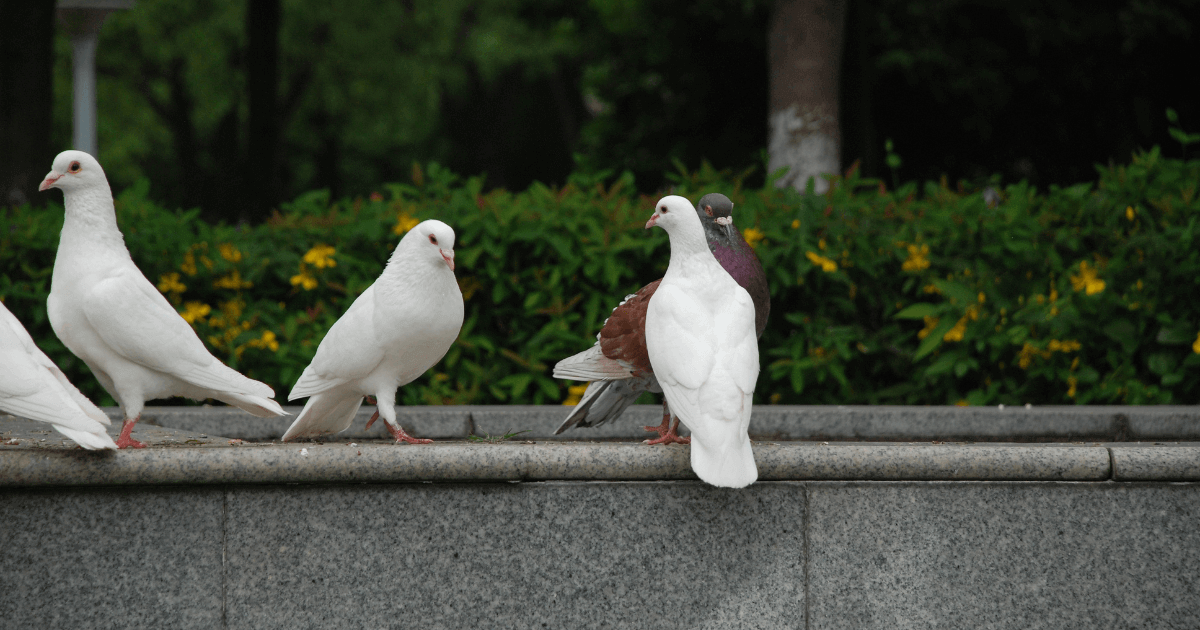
[1156, 322, 1195, 345]
[894, 302, 938, 319]
[931, 279, 976, 306]
[1147, 352, 1178, 376]
[914, 319, 956, 361]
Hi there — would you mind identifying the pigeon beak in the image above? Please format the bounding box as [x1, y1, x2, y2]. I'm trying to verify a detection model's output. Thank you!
[38, 170, 62, 191]
[645, 213, 659, 229]
[441, 249, 455, 271]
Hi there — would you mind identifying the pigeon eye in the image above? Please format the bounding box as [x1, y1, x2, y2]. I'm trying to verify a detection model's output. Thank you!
[704, 206, 713, 217]
[69, 161, 81, 173]
[660, 206, 668, 213]
[428, 235, 438, 245]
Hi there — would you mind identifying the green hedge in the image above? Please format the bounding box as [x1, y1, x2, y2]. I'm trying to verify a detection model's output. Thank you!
[3, 151, 1199, 408]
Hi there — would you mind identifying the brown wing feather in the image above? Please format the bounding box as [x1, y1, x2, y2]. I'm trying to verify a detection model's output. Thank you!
[598, 279, 659, 377]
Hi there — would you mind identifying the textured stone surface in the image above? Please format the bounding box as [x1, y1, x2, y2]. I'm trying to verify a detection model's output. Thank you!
[88, 404, 1200, 442]
[0, 434, 1115, 487]
[0, 486, 224, 629]
[470, 404, 687, 439]
[134, 405, 471, 441]
[807, 482, 1200, 629]
[224, 481, 805, 629]
[1111, 446, 1200, 480]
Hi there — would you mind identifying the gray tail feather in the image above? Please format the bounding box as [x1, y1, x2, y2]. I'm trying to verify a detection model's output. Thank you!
[554, 378, 646, 435]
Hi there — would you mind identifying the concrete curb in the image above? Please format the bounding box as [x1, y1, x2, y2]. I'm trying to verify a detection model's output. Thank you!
[112, 404, 1200, 442]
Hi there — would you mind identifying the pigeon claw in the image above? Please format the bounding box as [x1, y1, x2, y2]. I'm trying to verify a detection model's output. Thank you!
[642, 415, 690, 446]
[386, 423, 432, 445]
[115, 416, 147, 449]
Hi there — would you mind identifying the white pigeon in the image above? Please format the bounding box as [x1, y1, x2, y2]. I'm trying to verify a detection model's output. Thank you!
[0, 300, 118, 450]
[40, 150, 286, 449]
[644, 195, 760, 488]
[282, 220, 464, 444]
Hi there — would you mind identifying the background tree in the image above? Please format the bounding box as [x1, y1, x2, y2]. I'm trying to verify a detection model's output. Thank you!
[1, 1, 54, 208]
[767, 0, 846, 194]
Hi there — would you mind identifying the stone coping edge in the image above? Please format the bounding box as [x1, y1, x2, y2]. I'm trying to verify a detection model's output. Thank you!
[6, 442, 1199, 488]
[114, 404, 1200, 442]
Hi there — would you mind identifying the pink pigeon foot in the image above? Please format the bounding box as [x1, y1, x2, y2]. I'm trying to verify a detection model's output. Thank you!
[365, 410, 431, 444]
[115, 416, 147, 449]
[643, 404, 690, 445]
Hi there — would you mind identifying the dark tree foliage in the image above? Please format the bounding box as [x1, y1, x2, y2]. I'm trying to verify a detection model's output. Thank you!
[48, 0, 1200, 221]
[854, 0, 1200, 187]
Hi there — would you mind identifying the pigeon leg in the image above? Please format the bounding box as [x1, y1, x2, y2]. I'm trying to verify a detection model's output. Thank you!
[365, 410, 380, 430]
[384, 422, 432, 445]
[115, 415, 147, 449]
[643, 402, 690, 445]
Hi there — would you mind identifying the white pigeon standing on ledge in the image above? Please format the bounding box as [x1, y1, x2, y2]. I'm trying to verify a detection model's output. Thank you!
[644, 195, 760, 488]
[40, 150, 286, 449]
[282, 220, 463, 444]
[0, 300, 117, 450]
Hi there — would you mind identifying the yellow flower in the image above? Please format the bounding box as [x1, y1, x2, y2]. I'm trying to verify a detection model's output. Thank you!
[978, 292, 986, 304]
[157, 272, 186, 295]
[1070, 261, 1105, 295]
[901, 243, 931, 272]
[302, 244, 337, 269]
[213, 270, 253, 290]
[1126, 206, 1136, 221]
[818, 238, 827, 250]
[248, 330, 280, 352]
[394, 213, 420, 236]
[943, 317, 967, 342]
[918, 316, 940, 340]
[955, 400, 969, 407]
[1067, 376, 1078, 398]
[805, 251, 838, 272]
[218, 243, 243, 263]
[1193, 331, 1200, 354]
[922, 284, 942, 295]
[178, 301, 211, 324]
[791, 219, 801, 229]
[743, 228, 765, 249]
[562, 384, 588, 406]
[291, 267, 318, 291]
[180, 251, 198, 276]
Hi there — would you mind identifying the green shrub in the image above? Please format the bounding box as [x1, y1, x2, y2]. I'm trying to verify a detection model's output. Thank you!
[3, 151, 1199, 408]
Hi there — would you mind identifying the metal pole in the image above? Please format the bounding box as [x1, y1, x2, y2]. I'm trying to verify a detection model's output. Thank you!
[71, 30, 98, 156]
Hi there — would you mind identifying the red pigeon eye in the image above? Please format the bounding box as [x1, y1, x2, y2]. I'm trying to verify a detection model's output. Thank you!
[704, 206, 713, 217]
[428, 235, 438, 245]
[69, 161, 81, 173]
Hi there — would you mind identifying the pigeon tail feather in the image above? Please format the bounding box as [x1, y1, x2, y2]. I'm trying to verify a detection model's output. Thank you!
[52, 424, 118, 450]
[689, 427, 757, 488]
[552, 345, 634, 381]
[282, 391, 363, 441]
[555, 378, 646, 434]
[211, 390, 287, 418]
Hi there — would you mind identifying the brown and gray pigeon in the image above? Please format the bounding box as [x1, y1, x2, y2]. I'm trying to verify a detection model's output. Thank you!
[553, 193, 769, 443]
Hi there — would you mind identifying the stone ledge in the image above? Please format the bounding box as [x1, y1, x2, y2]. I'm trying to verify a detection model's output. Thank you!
[105, 404, 1200, 442]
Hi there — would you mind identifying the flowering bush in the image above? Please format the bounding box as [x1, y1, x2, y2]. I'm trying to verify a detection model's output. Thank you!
[2, 149, 1198, 407]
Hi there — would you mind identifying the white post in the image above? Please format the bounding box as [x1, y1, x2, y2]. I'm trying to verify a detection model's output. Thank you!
[57, 1, 134, 158]
[71, 31, 99, 156]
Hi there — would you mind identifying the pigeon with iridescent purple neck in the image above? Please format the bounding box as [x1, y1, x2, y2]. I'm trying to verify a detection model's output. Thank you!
[553, 192, 769, 443]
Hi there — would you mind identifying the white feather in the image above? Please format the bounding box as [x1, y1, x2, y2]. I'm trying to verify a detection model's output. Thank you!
[282, 220, 464, 441]
[644, 195, 759, 488]
[44, 150, 285, 439]
[0, 300, 117, 450]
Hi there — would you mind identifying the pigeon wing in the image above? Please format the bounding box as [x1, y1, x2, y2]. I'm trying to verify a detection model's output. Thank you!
[289, 285, 387, 400]
[83, 268, 274, 398]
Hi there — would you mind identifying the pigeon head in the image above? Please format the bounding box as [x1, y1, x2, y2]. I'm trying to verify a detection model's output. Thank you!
[645, 195, 707, 246]
[405, 219, 457, 271]
[696, 192, 736, 244]
[39, 150, 107, 194]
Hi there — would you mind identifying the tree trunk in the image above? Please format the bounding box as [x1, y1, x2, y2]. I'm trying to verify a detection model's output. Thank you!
[246, 0, 280, 221]
[0, 0, 54, 208]
[768, 0, 846, 194]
